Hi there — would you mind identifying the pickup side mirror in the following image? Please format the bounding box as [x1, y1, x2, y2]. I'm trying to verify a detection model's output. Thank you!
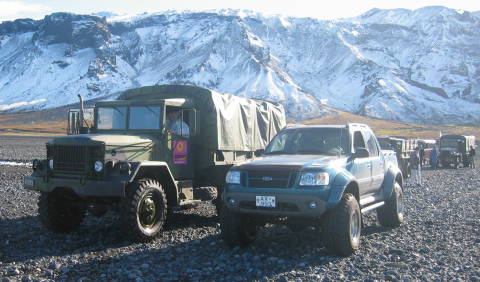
[255, 149, 265, 157]
[354, 147, 369, 159]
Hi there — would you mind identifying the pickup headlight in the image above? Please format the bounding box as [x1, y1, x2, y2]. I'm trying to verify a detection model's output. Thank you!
[299, 172, 329, 186]
[94, 160, 104, 172]
[226, 171, 241, 184]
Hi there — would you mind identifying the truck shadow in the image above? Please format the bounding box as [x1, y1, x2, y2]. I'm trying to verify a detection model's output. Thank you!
[0, 208, 217, 264]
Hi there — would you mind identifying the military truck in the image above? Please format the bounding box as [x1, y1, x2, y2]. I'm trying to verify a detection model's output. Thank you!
[439, 135, 475, 168]
[377, 136, 417, 177]
[23, 85, 286, 242]
[220, 124, 404, 256]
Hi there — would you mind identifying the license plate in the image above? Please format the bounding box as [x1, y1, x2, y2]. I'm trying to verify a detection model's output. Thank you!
[24, 177, 34, 188]
[256, 196, 276, 208]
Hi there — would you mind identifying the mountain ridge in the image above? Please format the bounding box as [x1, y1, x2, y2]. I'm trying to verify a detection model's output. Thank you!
[0, 6, 479, 123]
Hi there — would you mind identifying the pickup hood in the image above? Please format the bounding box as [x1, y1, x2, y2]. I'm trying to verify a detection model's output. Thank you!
[236, 155, 348, 170]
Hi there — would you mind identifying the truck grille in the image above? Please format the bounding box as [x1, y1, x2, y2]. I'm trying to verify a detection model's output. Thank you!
[47, 144, 104, 174]
[246, 170, 297, 188]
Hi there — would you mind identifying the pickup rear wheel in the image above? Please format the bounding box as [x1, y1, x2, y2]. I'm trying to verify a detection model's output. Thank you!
[377, 182, 404, 227]
[322, 193, 361, 256]
[121, 179, 167, 242]
[38, 190, 86, 233]
[220, 208, 257, 248]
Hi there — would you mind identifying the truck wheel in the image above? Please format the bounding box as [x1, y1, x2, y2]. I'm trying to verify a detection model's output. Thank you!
[38, 190, 86, 233]
[377, 182, 404, 227]
[220, 208, 257, 248]
[322, 193, 361, 256]
[193, 186, 218, 201]
[121, 179, 167, 242]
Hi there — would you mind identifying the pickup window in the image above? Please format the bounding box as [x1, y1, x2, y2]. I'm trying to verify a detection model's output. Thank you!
[364, 130, 380, 156]
[265, 127, 349, 155]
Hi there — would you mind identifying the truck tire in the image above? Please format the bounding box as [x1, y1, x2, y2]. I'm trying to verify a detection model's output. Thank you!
[193, 186, 218, 201]
[38, 191, 86, 233]
[322, 193, 361, 256]
[220, 208, 257, 248]
[377, 182, 404, 227]
[121, 179, 167, 242]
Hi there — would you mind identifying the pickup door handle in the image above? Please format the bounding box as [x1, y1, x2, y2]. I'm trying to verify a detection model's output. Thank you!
[366, 164, 371, 168]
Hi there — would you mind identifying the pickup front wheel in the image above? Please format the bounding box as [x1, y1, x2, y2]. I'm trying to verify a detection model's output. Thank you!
[220, 208, 257, 248]
[322, 193, 361, 256]
[377, 182, 404, 227]
[121, 179, 167, 242]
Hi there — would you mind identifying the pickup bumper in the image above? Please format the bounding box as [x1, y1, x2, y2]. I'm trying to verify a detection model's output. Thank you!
[23, 175, 126, 198]
[222, 185, 334, 217]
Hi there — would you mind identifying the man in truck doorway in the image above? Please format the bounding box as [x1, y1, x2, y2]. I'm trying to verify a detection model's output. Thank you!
[166, 108, 190, 137]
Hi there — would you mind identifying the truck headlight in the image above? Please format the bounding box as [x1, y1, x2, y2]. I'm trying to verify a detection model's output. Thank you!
[48, 159, 54, 170]
[299, 172, 329, 186]
[226, 171, 241, 184]
[94, 160, 104, 172]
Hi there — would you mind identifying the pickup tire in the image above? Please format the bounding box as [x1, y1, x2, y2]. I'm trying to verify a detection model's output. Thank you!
[220, 208, 257, 248]
[322, 193, 361, 256]
[377, 182, 404, 227]
[38, 190, 86, 233]
[121, 179, 167, 242]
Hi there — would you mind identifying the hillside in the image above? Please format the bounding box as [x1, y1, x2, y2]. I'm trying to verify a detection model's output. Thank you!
[1, 7, 480, 123]
[1, 106, 479, 140]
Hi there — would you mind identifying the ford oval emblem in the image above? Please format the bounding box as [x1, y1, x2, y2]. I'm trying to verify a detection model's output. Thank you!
[262, 176, 273, 181]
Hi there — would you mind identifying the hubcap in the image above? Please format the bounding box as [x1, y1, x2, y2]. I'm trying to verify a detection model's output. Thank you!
[139, 194, 157, 228]
[396, 188, 404, 219]
[350, 208, 361, 245]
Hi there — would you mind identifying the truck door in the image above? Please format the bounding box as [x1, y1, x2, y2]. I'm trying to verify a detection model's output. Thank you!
[166, 107, 195, 180]
[351, 131, 372, 196]
[363, 130, 385, 194]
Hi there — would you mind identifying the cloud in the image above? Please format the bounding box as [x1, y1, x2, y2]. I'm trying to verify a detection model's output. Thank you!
[0, 1, 51, 22]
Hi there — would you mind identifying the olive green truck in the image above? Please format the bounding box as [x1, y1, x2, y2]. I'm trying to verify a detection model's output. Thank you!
[23, 85, 286, 242]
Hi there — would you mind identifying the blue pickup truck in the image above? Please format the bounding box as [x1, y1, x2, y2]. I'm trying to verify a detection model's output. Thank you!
[220, 124, 403, 256]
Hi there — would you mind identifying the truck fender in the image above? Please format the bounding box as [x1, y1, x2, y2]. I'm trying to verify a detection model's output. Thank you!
[381, 166, 403, 200]
[128, 161, 179, 207]
[326, 171, 358, 209]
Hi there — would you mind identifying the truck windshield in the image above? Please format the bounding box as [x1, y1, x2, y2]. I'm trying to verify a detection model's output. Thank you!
[265, 128, 349, 155]
[97, 107, 127, 129]
[129, 106, 161, 129]
[440, 139, 460, 148]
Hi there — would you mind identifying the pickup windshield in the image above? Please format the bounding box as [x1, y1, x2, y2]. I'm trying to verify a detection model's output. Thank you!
[265, 127, 349, 155]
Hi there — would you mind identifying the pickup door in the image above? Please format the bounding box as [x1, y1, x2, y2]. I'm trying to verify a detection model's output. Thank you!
[351, 131, 372, 196]
[363, 130, 385, 193]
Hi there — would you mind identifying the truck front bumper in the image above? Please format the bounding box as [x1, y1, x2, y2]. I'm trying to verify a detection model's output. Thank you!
[223, 185, 334, 217]
[23, 175, 126, 198]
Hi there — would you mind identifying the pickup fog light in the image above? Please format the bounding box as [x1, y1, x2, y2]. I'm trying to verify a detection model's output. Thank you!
[299, 172, 329, 186]
[226, 171, 241, 184]
[48, 159, 54, 170]
[94, 160, 104, 172]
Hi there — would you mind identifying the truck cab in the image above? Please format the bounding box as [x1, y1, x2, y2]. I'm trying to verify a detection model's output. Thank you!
[24, 85, 286, 242]
[439, 135, 475, 168]
[220, 124, 404, 256]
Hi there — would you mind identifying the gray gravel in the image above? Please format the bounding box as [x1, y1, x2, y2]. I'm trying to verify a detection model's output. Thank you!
[1, 136, 479, 281]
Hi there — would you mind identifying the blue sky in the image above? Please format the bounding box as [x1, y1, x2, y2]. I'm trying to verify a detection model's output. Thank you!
[1, 0, 479, 22]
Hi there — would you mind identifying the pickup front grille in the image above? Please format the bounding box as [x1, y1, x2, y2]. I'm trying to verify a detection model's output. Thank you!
[246, 170, 297, 188]
[47, 144, 104, 174]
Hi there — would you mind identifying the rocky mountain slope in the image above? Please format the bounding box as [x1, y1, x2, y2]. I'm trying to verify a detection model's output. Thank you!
[0, 6, 479, 123]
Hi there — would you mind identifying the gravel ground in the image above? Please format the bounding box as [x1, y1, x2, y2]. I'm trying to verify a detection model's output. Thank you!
[0, 136, 49, 162]
[1, 136, 479, 281]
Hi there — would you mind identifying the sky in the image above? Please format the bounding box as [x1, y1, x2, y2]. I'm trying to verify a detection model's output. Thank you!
[0, 0, 480, 22]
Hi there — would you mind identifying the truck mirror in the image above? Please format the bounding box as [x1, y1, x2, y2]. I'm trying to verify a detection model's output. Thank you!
[354, 147, 369, 159]
[255, 149, 265, 156]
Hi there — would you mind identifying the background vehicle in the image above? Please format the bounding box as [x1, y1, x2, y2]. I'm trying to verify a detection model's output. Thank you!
[24, 85, 286, 241]
[378, 136, 417, 177]
[417, 139, 436, 166]
[439, 135, 475, 168]
[220, 124, 404, 256]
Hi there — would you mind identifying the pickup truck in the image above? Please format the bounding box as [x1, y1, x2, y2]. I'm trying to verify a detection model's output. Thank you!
[219, 124, 404, 256]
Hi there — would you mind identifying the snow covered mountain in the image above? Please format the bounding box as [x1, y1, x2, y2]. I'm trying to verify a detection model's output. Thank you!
[0, 6, 479, 123]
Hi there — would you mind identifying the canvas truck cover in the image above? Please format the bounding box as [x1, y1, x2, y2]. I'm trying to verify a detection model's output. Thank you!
[118, 85, 286, 151]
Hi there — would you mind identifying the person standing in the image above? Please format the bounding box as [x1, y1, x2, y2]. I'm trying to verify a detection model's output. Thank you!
[430, 147, 438, 170]
[410, 147, 422, 185]
[469, 146, 476, 168]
